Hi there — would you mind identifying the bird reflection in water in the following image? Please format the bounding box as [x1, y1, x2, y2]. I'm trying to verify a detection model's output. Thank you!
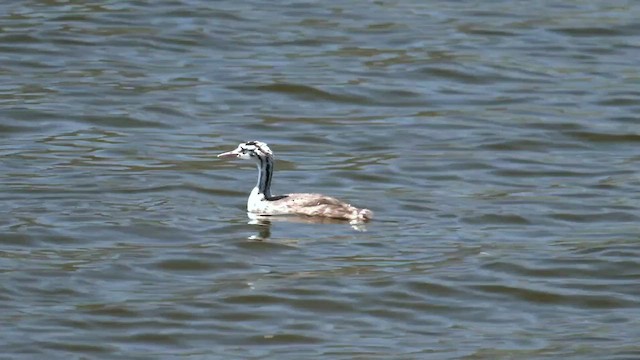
[247, 213, 368, 241]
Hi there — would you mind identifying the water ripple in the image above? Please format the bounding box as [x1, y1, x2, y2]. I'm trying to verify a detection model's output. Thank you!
[2, 0, 640, 358]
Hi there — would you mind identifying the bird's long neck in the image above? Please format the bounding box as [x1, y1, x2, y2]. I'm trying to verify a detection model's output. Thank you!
[255, 155, 275, 199]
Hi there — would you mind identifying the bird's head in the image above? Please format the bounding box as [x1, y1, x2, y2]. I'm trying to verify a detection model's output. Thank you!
[217, 141, 273, 161]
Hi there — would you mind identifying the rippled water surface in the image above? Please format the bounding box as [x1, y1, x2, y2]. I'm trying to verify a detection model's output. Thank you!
[2, 1, 640, 359]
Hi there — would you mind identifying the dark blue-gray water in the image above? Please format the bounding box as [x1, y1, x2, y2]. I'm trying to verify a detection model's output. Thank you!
[2, 1, 639, 359]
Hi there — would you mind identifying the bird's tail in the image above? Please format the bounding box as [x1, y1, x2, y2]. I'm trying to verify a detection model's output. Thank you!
[357, 208, 374, 221]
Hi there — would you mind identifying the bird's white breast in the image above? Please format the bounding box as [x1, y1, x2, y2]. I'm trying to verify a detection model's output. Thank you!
[247, 186, 265, 213]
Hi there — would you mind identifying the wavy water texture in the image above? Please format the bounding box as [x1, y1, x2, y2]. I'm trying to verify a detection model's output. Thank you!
[1, 1, 640, 359]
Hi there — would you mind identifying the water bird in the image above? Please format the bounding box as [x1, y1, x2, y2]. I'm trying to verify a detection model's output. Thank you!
[218, 141, 373, 222]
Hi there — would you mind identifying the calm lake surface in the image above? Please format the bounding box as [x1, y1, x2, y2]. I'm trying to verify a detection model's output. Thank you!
[2, 1, 640, 359]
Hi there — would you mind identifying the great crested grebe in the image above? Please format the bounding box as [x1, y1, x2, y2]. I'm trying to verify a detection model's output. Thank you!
[218, 141, 373, 222]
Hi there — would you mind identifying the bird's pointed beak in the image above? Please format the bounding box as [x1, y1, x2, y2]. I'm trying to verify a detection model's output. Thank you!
[217, 149, 240, 159]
